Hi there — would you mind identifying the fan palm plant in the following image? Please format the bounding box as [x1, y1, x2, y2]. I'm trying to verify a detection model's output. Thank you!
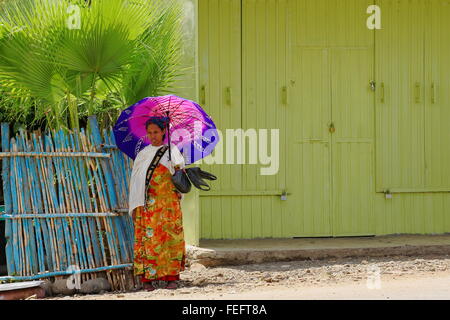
[0, 0, 184, 131]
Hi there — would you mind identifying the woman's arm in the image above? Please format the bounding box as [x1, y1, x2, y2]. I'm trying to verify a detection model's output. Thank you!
[132, 209, 136, 224]
[170, 144, 185, 169]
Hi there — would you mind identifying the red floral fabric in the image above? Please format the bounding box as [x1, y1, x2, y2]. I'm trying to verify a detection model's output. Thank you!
[133, 163, 186, 282]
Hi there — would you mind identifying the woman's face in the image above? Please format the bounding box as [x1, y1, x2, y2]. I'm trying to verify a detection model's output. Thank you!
[146, 123, 165, 146]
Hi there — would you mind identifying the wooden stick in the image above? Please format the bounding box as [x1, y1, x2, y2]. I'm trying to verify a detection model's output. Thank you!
[0, 151, 112, 158]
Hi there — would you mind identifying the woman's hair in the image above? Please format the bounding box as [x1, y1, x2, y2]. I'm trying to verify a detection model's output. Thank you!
[145, 116, 169, 140]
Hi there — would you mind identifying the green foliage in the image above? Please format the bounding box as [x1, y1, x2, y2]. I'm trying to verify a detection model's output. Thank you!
[0, 0, 184, 132]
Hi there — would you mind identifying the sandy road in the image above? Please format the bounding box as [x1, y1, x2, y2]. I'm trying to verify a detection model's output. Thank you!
[161, 273, 450, 300]
[45, 254, 450, 300]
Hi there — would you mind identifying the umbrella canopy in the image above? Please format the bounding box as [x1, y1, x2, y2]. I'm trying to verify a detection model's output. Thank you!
[113, 95, 219, 165]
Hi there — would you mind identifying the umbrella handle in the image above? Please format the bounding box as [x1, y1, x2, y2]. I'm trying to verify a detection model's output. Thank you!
[166, 111, 171, 161]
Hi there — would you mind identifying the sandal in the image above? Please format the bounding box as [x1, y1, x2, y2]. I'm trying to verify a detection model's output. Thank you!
[143, 283, 156, 291]
[165, 281, 178, 289]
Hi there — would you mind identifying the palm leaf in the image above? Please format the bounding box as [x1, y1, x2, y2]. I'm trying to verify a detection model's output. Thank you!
[0, 0, 185, 131]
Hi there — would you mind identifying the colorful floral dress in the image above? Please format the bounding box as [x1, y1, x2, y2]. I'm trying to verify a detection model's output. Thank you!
[133, 162, 186, 282]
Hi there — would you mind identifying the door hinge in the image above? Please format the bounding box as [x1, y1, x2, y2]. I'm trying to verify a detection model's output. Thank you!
[369, 80, 376, 92]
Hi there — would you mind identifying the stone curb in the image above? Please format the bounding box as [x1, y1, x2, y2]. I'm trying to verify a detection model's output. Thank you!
[186, 244, 450, 267]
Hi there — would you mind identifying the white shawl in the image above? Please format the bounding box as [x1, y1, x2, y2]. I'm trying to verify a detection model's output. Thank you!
[128, 143, 185, 216]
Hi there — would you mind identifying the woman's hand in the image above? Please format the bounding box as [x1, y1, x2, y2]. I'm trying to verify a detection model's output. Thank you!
[176, 191, 182, 200]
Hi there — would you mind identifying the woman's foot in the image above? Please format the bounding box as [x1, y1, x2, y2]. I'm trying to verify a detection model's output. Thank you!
[143, 282, 156, 291]
[165, 281, 178, 289]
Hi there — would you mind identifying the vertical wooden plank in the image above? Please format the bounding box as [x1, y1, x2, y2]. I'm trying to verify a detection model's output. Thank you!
[221, 0, 233, 239]
[201, 197, 212, 238]
[208, 0, 222, 239]
[1, 123, 15, 275]
[231, 197, 242, 239]
[70, 131, 100, 268]
[35, 134, 58, 270]
[88, 122, 123, 289]
[241, 0, 254, 239]
[1, 123, 12, 215]
[28, 135, 47, 271]
[46, 132, 66, 271]
[284, 0, 296, 238]
[273, 0, 287, 238]
[73, 217, 88, 271]
[15, 133, 32, 275]
[79, 129, 108, 267]
[88, 116, 118, 210]
[67, 217, 81, 272]
[253, 0, 264, 237]
[18, 131, 39, 274]
[10, 139, 23, 274]
[66, 132, 95, 270]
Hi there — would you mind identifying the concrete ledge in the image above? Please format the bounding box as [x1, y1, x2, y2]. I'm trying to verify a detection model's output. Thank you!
[186, 235, 450, 267]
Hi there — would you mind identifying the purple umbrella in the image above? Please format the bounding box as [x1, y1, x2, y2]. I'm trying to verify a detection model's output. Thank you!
[113, 95, 219, 165]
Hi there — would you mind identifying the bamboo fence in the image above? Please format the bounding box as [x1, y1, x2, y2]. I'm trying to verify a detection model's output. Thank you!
[0, 116, 137, 291]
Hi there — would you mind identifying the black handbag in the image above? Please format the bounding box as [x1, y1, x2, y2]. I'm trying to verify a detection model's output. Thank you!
[164, 115, 216, 194]
[185, 167, 217, 191]
[171, 167, 217, 193]
[172, 168, 192, 194]
[188, 167, 217, 181]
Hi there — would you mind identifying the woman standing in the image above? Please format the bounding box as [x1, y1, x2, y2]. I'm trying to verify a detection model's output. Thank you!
[128, 117, 186, 291]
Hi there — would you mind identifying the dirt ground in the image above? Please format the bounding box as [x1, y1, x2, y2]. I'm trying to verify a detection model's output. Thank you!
[43, 254, 450, 300]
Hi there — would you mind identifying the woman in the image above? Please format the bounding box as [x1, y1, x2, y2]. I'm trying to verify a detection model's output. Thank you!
[128, 116, 186, 291]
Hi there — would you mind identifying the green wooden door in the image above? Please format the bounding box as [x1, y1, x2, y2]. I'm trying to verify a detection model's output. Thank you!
[287, 47, 333, 237]
[425, 0, 450, 189]
[198, 0, 450, 239]
[287, 0, 375, 237]
[241, 0, 288, 238]
[331, 48, 375, 236]
[375, 0, 426, 191]
[288, 47, 375, 237]
[198, 0, 243, 238]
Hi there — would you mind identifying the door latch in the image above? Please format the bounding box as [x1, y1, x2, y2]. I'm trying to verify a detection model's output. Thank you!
[329, 122, 336, 134]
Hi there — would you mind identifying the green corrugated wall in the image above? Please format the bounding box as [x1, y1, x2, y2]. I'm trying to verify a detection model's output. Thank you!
[198, 0, 450, 239]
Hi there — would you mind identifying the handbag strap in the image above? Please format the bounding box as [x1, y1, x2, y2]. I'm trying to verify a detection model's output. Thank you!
[144, 145, 169, 203]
